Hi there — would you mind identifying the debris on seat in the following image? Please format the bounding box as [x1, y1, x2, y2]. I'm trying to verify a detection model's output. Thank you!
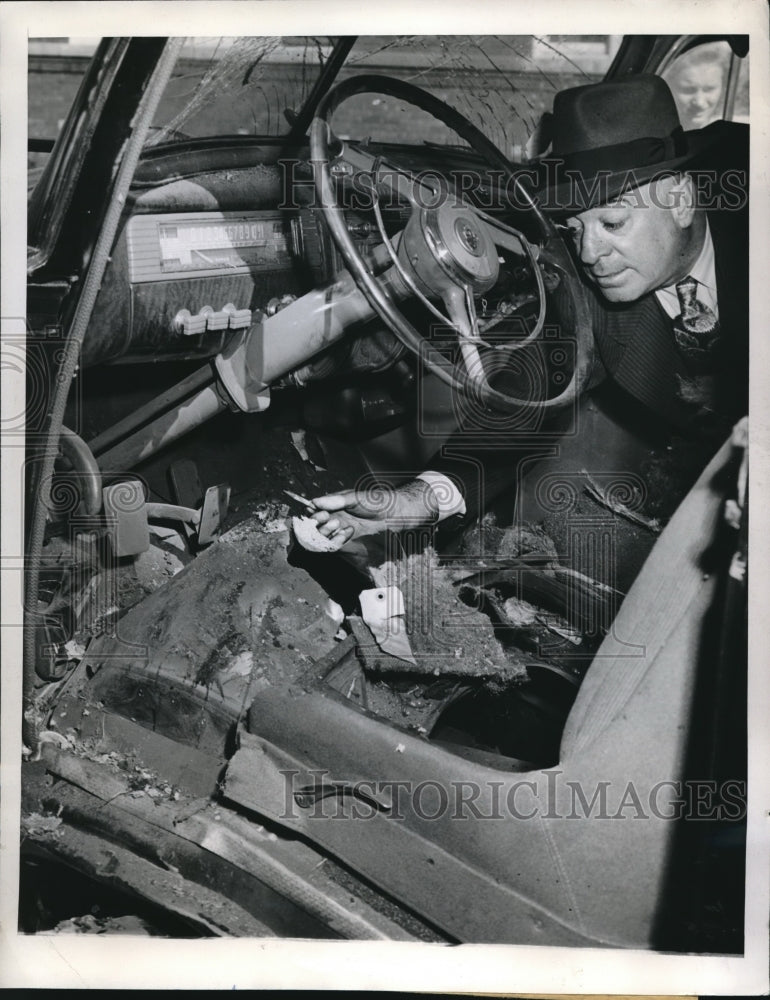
[459, 512, 560, 564]
[353, 549, 528, 683]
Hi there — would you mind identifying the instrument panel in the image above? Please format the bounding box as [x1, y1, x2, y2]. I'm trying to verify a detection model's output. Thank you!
[127, 211, 295, 283]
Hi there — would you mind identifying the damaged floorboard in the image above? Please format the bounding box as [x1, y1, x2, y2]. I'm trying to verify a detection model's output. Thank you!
[21, 789, 276, 938]
[21, 745, 435, 941]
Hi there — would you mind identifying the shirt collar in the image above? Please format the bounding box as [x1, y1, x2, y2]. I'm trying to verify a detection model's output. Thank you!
[655, 220, 718, 319]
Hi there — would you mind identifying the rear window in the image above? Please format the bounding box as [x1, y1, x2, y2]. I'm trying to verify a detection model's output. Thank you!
[660, 39, 749, 129]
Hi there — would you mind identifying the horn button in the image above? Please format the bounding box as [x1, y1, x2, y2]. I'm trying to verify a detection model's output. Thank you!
[399, 201, 500, 296]
[454, 217, 483, 255]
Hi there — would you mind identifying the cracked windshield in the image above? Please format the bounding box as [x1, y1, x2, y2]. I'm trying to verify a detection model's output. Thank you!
[147, 35, 622, 157]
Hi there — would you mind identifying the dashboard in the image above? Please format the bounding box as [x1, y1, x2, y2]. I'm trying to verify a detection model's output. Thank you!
[82, 189, 390, 367]
[75, 143, 517, 369]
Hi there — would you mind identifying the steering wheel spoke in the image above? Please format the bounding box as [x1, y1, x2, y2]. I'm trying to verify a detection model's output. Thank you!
[471, 208, 530, 260]
[440, 283, 490, 388]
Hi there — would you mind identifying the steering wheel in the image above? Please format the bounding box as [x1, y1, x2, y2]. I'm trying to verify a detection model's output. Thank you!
[310, 74, 594, 413]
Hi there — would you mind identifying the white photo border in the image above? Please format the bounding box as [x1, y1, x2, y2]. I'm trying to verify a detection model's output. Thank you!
[2, 0, 768, 992]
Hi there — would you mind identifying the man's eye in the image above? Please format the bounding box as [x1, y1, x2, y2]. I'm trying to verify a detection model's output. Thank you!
[601, 219, 624, 232]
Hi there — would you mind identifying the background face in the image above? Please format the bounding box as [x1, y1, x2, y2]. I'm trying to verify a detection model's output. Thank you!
[670, 61, 726, 128]
[661, 39, 749, 131]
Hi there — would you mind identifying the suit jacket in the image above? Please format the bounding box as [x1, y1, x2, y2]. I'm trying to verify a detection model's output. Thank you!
[588, 196, 748, 429]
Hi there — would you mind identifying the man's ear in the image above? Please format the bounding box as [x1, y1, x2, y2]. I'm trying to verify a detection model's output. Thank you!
[668, 173, 696, 228]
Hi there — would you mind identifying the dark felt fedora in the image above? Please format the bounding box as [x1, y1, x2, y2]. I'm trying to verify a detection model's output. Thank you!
[534, 74, 721, 213]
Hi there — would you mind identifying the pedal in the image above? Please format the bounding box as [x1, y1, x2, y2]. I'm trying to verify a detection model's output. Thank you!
[102, 480, 149, 557]
[197, 484, 231, 546]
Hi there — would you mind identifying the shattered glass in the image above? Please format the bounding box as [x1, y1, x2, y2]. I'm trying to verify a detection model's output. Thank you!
[337, 35, 616, 160]
[148, 36, 336, 144]
[146, 35, 620, 157]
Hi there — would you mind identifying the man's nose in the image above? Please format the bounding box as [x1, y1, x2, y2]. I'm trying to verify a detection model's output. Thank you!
[579, 226, 610, 267]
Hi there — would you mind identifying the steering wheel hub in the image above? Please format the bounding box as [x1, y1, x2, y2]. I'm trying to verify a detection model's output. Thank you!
[454, 218, 483, 255]
[401, 202, 500, 296]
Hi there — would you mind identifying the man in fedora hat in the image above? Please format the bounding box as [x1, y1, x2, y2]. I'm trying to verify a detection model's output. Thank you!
[539, 73, 747, 430]
[306, 74, 748, 562]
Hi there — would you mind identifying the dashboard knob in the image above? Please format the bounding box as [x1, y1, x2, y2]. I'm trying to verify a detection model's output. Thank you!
[173, 304, 253, 335]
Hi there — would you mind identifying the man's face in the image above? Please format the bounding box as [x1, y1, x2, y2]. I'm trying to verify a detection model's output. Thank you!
[671, 63, 724, 129]
[563, 179, 693, 303]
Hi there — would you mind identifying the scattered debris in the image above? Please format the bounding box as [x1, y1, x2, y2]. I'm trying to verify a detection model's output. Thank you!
[133, 543, 186, 594]
[63, 639, 87, 662]
[581, 470, 662, 534]
[356, 548, 528, 683]
[50, 914, 158, 935]
[223, 502, 289, 538]
[22, 812, 63, 837]
[459, 513, 559, 564]
[81, 512, 342, 715]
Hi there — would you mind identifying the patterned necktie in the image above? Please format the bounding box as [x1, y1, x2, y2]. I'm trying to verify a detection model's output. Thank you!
[672, 275, 720, 374]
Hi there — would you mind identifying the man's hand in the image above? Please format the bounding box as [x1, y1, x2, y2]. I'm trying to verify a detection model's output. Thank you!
[310, 479, 440, 547]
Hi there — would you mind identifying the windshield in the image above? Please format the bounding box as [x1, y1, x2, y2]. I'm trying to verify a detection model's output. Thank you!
[147, 36, 336, 144]
[338, 35, 619, 159]
[146, 35, 622, 156]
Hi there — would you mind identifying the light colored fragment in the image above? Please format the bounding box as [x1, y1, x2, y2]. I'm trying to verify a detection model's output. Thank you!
[37, 730, 72, 750]
[290, 428, 325, 470]
[359, 586, 416, 665]
[292, 515, 345, 552]
[501, 597, 540, 627]
[22, 812, 63, 836]
[290, 429, 311, 462]
[63, 639, 87, 661]
[324, 598, 345, 626]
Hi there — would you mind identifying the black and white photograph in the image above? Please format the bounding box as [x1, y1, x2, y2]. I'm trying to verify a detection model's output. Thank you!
[2, 0, 768, 992]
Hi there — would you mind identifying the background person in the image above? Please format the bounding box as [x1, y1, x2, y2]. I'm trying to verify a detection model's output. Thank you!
[663, 43, 729, 129]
